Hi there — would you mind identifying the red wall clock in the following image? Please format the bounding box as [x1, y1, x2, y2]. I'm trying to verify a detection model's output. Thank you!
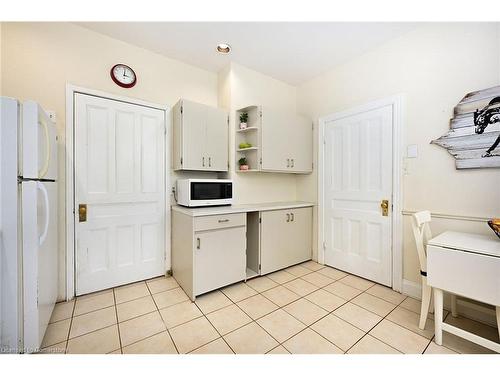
[110, 64, 137, 88]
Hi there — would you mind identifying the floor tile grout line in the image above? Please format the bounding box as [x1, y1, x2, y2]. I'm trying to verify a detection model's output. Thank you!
[145, 280, 180, 354]
[340, 295, 405, 354]
[343, 291, 431, 354]
[245, 269, 412, 353]
[63, 298, 77, 353]
[200, 304, 237, 354]
[255, 307, 344, 353]
[71, 284, 179, 319]
[54, 264, 482, 354]
[112, 288, 123, 354]
[121, 329, 171, 352]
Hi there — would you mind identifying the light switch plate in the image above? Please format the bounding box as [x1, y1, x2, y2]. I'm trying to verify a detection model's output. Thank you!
[407, 144, 418, 158]
[46, 110, 56, 123]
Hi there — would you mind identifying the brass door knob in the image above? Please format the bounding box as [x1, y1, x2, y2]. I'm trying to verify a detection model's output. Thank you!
[380, 200, 389, 216]
[79, 204, 87, 222]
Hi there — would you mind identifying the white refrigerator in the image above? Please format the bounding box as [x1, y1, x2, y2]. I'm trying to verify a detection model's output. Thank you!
[0, 97, 58, 353]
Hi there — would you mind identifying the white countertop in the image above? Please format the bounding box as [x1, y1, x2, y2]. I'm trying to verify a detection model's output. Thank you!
[172, 201, 315, 217]
[428, 230, 500, 258]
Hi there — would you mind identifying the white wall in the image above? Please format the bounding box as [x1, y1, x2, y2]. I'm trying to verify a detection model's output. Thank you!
[219, 63, 298, 204]
[1, 22, 221, 299]
[3, 21, 499, 302]
[297, 23, 500, 285]
[1, 23, 303, 300]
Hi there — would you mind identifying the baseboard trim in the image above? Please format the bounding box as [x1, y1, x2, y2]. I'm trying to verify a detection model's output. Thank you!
[401, 279, 498, 328]
[402, 279, 422, 299]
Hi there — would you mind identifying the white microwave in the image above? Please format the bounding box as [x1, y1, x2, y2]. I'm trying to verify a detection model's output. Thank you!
[176, 179, 233, 207]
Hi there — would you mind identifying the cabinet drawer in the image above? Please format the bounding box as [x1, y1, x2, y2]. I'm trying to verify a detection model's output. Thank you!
[194, 213, 246, 232]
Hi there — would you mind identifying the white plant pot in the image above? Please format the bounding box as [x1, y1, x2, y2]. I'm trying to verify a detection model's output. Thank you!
[239, 122, 247, 130]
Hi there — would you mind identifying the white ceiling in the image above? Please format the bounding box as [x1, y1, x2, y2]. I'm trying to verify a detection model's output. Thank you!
[78, 22, 418, 85]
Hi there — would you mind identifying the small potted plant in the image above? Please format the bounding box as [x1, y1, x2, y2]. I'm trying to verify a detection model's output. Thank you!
[239, 112, 248, 130]
[238, 157, 249, 171]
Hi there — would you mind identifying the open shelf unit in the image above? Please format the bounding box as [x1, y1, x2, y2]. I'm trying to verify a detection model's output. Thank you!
[235, 105, 261, 172]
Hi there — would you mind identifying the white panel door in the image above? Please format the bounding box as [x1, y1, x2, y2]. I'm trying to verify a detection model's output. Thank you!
[323, 105, 393, 286]
[75, 94, 165, 295]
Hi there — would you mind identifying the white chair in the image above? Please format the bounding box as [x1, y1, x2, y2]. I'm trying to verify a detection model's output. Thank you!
[411, 211, 458, 329]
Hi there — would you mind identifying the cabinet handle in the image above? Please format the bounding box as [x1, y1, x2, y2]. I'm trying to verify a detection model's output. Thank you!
[218, 219, 229, 223]
[209, 157, 212, 167]
[291, 159, 294, 168]
[197, 238, 200, 249]
[286, 213, 290, 222]
[202, 157, 205, 167]
[290, 213, 294, 222]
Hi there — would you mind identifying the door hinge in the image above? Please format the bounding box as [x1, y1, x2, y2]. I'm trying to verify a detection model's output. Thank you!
[259, 111, 262, 118]
[323, 241, 327, 250]
[258, 264, 261, 271]
[227, 116, 230, 125]
[180, 106, 183, 114]
[259, 217, 262, 224]
[180, 157, 183, 165]
[259, 158, 262, 165]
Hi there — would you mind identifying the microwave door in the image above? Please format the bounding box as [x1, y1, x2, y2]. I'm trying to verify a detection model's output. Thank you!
[191, 182, 222, 201]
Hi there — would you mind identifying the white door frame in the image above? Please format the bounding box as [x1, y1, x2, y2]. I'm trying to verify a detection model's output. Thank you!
[65, 84, 170, 300]
[318, 95, 404, 292]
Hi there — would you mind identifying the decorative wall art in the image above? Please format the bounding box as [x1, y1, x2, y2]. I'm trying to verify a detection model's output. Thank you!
[432, 85, 500, 169]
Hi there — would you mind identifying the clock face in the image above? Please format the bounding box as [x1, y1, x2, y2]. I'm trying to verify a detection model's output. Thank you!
[110, 64, 137, 88]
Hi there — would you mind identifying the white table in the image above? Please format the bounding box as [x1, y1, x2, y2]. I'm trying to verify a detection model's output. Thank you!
[427, 231, 500, 353]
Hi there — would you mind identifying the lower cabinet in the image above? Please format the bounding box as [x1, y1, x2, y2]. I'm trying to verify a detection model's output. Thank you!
[172, 211, 246, 300]
[172, 205, 313, 300]
[194, 226, 246, 296]
[260, 207, 313, 275]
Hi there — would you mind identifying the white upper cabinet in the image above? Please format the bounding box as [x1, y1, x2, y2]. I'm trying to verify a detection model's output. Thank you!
[235, 105, 313, 174]
[173, 99, 228, 172]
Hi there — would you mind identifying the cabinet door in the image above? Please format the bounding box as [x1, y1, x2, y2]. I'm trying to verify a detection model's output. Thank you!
[288, 207, 313, 264]
[290, 115, 313, 173]
[182, 100, 207, 170]
[205, 107, 228, 171]
[260, 209, 293, 274]
[194, 226, 246, 296]
[260, 107, 289, 172]
[260, 208, 313, 274]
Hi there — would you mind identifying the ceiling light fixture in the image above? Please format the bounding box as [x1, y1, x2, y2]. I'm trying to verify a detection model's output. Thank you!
[216, 43, 231, 54]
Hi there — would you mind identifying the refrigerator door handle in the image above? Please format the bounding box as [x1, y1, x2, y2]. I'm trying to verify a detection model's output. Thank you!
[37, 182, 50, 246]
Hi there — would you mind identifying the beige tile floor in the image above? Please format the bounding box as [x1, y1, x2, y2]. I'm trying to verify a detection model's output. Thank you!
[39, 261, 499, 354]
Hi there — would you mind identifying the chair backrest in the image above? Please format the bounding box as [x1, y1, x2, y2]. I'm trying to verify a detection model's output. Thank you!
[411, 210, 432, 273]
